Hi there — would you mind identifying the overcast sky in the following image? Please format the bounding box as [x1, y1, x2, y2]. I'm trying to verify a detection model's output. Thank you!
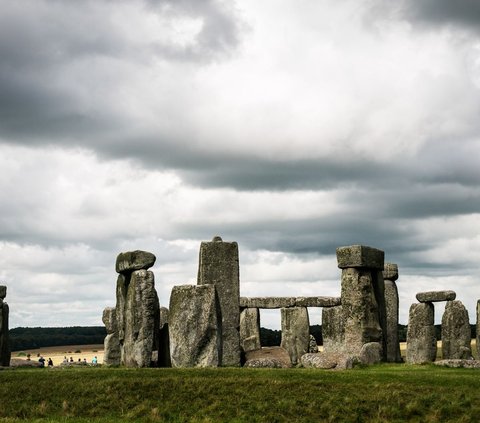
[1, 0, 480, 330]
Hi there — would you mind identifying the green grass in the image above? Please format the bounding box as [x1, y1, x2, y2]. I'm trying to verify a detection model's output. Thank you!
[1, 364, 480, 422]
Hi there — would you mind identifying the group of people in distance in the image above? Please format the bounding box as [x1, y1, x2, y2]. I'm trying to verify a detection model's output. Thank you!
[37, 355, 98, 367]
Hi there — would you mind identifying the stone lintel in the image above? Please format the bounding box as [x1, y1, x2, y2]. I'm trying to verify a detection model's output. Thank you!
[382, 263, 398, 281]
[239, 296, 341, 309]
[336, 245, 384, 270]
[416, 290, 456, 303]
[115, 250, 156, 274]
[0, 286, 6, 300]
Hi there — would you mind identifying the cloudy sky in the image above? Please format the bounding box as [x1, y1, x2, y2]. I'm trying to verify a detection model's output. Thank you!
[1, 0, 480, 330]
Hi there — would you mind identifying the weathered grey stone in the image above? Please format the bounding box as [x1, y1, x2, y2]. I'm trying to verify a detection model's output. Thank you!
[406, 302, 436, 364]
[416, 290, 456, 303]
[477, 300, 480, 359]
[336, 245, 384, 270]
[240, 308, 261, 353]
[158, 307, 171, 367]
[115, 274, 127, 345]
[384, 278, 402, 362]
[301, 353, 337, 369]
[123, 269, 160, 367]
[382, 263, 398, 282]
[115, 250, 156, 274]
[102, 307, 120, 366]
[434, 359, 480, 368]
[340, 268, 384, 356]
[0, 301, 10, 367]
[197, 237, 240, 367]
[322, 305, 345, 354]
[309, 335, 318, 353]
[239, 296, 341, 309]
[280, 307, 310, 366]
[441, 300, 472, 360]
[102, 307, 117, 334]
[169, 284, 222, 368]
[359, 342, 382, 365]
[244, 358, 288, 368]
[0, 286, 6, 300]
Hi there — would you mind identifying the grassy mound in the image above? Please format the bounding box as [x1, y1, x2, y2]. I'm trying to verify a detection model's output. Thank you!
[1, 364, 479, 422]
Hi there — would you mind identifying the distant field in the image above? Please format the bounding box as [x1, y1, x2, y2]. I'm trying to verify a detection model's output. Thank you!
[1, 365, 480, 421]
[13, 344, 104, 366]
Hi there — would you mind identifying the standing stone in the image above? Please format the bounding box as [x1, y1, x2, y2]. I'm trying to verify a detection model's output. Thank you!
[158, 307, 171, 367]
[383, 263, 402, 362]
[240, 308, 261, 353]
[169, 284, 222, 367]
[123, 269, 160, 367]
[336, 245, 386, 360]
[115, 274, 128, 357]
[477, 300, 480, 359]
[322, 305, 345, 354]
[197, 236, 240, 367]
[0, 285, 10, 367]
[102, 307, 121, 366]
[309, 335, 319, 353]
[441, 300, 472, 360]
[280, 307, 310, 366]
[406, 302, 436, 364]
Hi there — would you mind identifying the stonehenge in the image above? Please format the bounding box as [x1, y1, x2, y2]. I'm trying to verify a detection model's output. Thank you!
[0, 285, 10, 367]
[100, 240, 480, 370]
[103, 250, 160, 367]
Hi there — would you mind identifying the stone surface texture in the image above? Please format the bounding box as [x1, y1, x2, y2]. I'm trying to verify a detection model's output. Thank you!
[239, 296, 341, 309]
[441, 300, 472, 360]
[340, 267, 386, 357]
[416, 290, 456, 303]
[434, 359, 480, 369]
[115, 274, 127, 346]
[322, 305, 345, 354]
[280, 306, 310, 366]
[301, 353, 337, 369]
[169, 284, 222, 368]
[240, 308, 261, 353]
[158, 307, 171, 367]
[244, 358, 288, 368]
[115, 250, 156, 274]
[384, 277, 403, 362]
[336, 245, 384, 270]
[477, 300, 480, 359]
[406, 302, 437, 364]
[359, 342, 382, 365]
[197, 237, 240, 367]
[0, 287, 10, 367]
[102, 307, 120, 366]
[382, 263, 398, 281]
[123, 269, 160, 367]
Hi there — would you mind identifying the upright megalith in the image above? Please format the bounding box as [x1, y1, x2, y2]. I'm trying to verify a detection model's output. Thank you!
[112, 250, 160, 368]
[441, 300, 471, 360]
[123, 269, 160, 367]
[383, 263, 402, 362]
[169, 284, 222, 367]
[102, 307, 120, 366]
[158, 307, 171, 367]
[240, 308, 261, 353]
[406, 302, 436, 364]
[321, 305, 344, 354]
[280, 307, 310, 366]
[336, 245, 386, 359]
[197, 236, 240, 366]
[477, 300, 480, 359]
[0, 285, 10, 367]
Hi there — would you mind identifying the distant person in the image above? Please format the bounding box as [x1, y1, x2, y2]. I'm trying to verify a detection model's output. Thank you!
[62, 356, 68, 365]
[83, 358, 87, 365]
[26, 353, 31, 361]
[38, 356, 45, 367]
[92, 356, 98, 366]
[69, 357, 74, 363]
[78, 358, 81, 363]
[48, 358, 53, 367]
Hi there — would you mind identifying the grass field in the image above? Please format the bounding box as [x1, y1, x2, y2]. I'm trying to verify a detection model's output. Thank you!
[1, 364, 480, 422]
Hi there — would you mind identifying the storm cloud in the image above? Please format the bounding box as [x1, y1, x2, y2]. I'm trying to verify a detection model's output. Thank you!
[1, 0, 479, 329]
